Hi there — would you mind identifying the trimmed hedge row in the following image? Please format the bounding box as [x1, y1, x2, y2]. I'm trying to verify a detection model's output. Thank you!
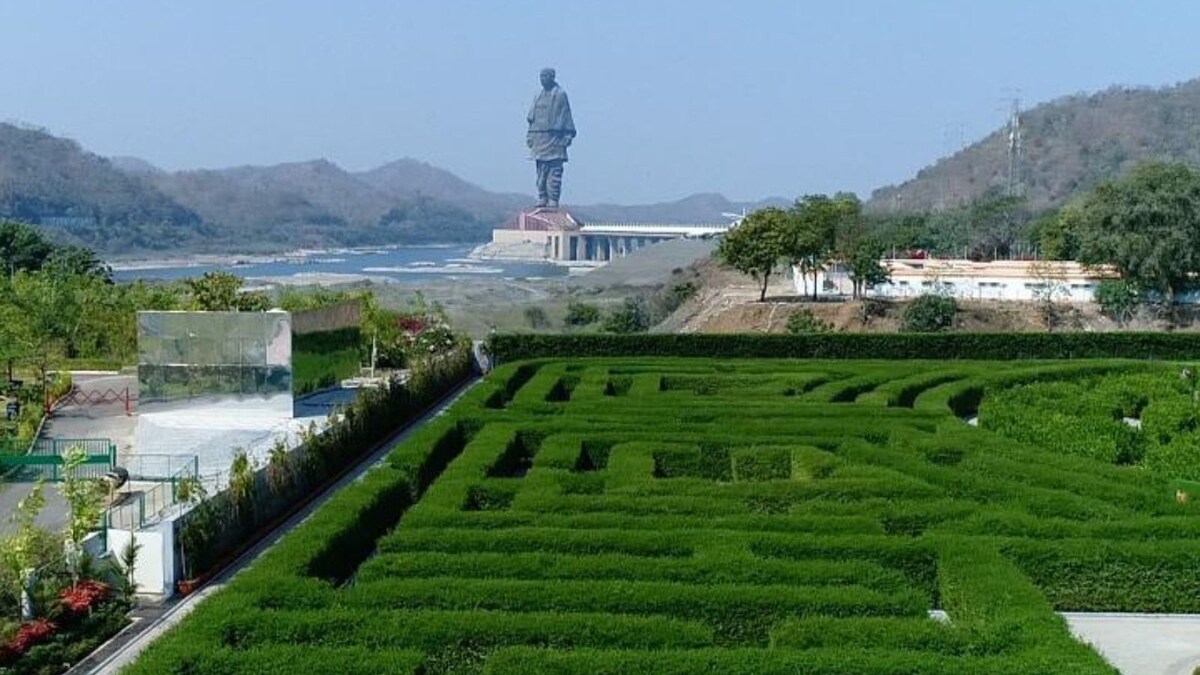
[356, 551, 909, 591]
[489, 332, 1200, 361]
[480, 646, 1111, 675]
[341, 577, 927, 644]
[378, 526, 694, 557]
[769, 616, 980, 654]
[125, 644, 424, 675]
[205, 607, 714, 652]
[1001, 538, 1200, 612]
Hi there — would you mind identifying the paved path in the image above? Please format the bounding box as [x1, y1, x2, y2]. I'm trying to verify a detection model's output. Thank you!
[0, 481, 71, 536]
[80, 377, 479, 674]
[1066, 612, 1200, 675]
[43, 373, 137, 455]
[0, 372, 130, 536]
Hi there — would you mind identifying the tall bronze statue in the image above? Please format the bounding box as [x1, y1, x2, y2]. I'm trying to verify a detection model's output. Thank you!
[526, 67, 576, 208]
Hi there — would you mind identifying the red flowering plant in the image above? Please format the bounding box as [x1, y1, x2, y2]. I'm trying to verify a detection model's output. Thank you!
[57, 579, 110, 618]
[392, 313, 460, 358]
[0, 618, 57, 663]
[394, 315, 426, 337]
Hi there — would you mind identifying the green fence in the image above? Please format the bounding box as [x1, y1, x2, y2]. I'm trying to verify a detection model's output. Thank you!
[0, 438, 116, 481]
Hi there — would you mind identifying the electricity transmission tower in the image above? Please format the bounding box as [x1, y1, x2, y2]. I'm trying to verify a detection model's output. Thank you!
[1005, 97, 1023, 197]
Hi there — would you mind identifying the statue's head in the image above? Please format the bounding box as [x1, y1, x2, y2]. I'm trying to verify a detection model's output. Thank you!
[540, 68, 556, 89]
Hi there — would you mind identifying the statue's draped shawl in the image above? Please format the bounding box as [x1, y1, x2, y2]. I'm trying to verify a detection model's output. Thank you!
[527, 86, 575, 161]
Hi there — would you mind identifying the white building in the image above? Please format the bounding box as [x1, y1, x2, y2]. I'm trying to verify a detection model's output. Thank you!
[795, 258, 1119, 302]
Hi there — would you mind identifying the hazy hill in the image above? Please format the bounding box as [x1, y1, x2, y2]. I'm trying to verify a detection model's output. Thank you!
[108, 155, 163, 174]
[575, 192, 788, 224]
[0, 123, 204, 251]
[357, 158, 527, 218]
[869, 78, 1200, 212]
[212, 159, 397, 225]
[0, 121, 782, 254]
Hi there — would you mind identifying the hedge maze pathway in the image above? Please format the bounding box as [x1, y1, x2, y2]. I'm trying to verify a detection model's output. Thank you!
[130, 358, 1200, 674]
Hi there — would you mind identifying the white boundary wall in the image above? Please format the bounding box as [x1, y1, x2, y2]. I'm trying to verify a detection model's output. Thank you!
[794, 259, 1116, 302]
[107, 520, 176, 596]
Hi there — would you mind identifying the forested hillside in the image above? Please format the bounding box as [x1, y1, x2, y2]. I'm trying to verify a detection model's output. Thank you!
[870, 78, 1200, 212]
[0, 123, 205, 251]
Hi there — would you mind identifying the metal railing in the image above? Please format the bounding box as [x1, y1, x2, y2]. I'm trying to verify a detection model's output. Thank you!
[106, 453, 200, 531]
[122, 453, 199, 482]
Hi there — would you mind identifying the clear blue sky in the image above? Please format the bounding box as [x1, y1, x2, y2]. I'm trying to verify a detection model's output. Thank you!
[3, 1, 1200, 204]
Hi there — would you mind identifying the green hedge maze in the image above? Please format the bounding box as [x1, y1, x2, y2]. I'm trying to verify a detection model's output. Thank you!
[130, 357, 1200, 674]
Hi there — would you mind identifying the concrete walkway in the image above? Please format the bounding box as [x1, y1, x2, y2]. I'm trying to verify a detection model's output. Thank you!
[0, 481, 71, 536]
[80, 377, 479, 674]
[0, 373, 136, 537]
[1066, 612, 1200, 675]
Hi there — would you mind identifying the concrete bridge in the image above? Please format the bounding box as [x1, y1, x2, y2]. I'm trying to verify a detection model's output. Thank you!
[551, 222, 730, 261]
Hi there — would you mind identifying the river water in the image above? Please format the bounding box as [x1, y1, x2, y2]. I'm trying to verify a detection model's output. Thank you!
[110, 243, 568, 284]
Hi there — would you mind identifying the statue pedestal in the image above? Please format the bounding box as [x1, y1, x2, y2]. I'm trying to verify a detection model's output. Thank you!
[509, 208, 582, 261]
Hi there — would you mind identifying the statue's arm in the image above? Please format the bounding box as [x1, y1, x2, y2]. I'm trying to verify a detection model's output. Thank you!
[559, 92, 576, 146]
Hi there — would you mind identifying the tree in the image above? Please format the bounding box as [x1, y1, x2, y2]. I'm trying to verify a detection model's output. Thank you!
[1072, 161, 1200, 301]
[5, 270, 86, 387]
[1029, 260, 1072, 330]
[44, 245, 112, 280]
[718, 207, 787, 301]
[110, 535, 141, 602]
[843, 238, 890, 299]
[964, 195, 1029, 261]
[1029, 207, 1078, 260]
[0, 221, 55, 277]
[0, 482, 49, 620]
[60, 446, 106, 584]
[184, 271, 266, 311]
[782, 194, 858, 300]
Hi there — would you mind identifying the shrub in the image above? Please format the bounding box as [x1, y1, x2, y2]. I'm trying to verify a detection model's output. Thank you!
[602, 297, 651, 334]
[563, 301, 600, 328]
[901, 295, 957, 332]
[665, 281, 699, 310]
[1095, 279, 1140, 325]
[785, 309, 832, 334]
[522, 306, 549, 329]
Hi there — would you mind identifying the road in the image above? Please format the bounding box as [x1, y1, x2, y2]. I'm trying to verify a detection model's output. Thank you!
[0, 372, 133, 537]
